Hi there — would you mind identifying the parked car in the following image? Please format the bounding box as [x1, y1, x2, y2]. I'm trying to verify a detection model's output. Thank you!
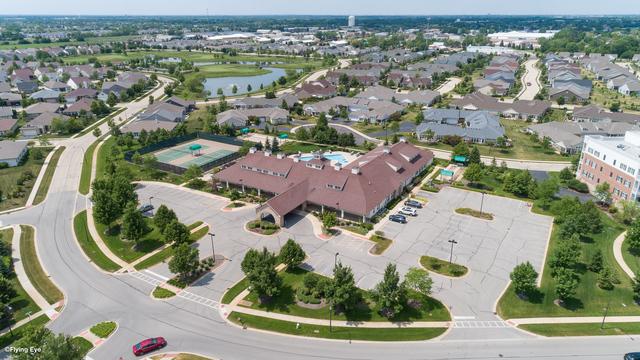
[625, 353, 640, 360]
[389, 214, 407, 224]
[404, 199, 423, 208]
[526, 82, 532, 86]
[398, 207, 418, 216]
[138, 204, 154, 213]
[133, 337, 166, 356]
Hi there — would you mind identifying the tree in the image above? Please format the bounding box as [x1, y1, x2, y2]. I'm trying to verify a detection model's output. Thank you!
[327, 262, 359, 311]
[463, 163, 483, 184]
[627, 220, 640, 254]
[321, 211, 337, 233]
[247, 84, 252, 92]
[495, 136, 507, 148]
[372, 263, 407, 318]
[414, 111, 425, 125]
[535, 179, 559, 209]
[554, 267, 578, 302]
[163, 220, 190, 246]
[91, 180, 121, 229]
[169, 243, 200, 279]
[559, 167, 574, 182]
[296, 126, 309, 141]
[232, 84, 238, 94]
[594, 182, 612, 205]
[12, 326, 85, 360]
[468, 146, 481, 164]
[616, 200, 640, 225]
[148, 95, 154, 105]
[154, 205, 178, 232]
[404, 267, 433, 298]
[588, 250, 604, 273]
[510, 262, 538, 297]
[241, 247, 281, 299]
[279, 239, 306, 268]
[549, 234, 581, 275]
[597, 266, 616, 290]
[452, 142, 470, 158]
[92, 127, 102, 138]
[0, 274, 16, 303]
[121, 203, 148, 245]
[632, 272, 640, 302]
[184, 164, 203, 180]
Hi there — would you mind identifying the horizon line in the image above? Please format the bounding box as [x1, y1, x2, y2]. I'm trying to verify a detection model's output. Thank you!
[1, 13, 640, 17]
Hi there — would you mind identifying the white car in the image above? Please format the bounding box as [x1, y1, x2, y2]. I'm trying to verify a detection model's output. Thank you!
[398, 207, 417, 216]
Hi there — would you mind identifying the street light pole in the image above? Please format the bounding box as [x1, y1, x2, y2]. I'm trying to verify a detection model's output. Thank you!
[448, 239, 458, 264]
[330, 252, 339, 333]
[480, 192, 485, 216]
[208, 232, 215, 264]
[601, 300, 611, 329]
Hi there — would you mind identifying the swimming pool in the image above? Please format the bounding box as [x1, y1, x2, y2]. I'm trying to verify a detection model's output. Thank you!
[298, 153, 350, 165]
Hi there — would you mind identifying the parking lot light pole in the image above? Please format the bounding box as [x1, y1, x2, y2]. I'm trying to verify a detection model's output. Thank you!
[480, 192, 485, 216]
[330, 252, 339, 333]
[208, 232, 215, 264]
[448, 239, 458, 264]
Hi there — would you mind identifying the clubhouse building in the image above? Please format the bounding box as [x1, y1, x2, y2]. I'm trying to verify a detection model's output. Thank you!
[214, 140, 433, 225]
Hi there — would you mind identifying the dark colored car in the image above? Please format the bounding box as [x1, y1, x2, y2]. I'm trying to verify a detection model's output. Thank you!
[404, 200, 423, 208]
[389, 214, 407, 224]
[132, 337, 166, 356]
[138, 204, 154, 213]
[625, 353, 640, 360]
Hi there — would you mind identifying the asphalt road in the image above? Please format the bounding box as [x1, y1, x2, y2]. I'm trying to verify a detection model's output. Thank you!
[517, 58, 542, 101]
[0, 75, 637, 360]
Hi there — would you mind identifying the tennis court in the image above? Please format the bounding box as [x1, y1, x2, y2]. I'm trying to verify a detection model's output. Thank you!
[153, 139, 240, 169]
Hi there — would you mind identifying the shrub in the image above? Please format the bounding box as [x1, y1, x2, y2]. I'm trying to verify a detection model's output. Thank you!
[567, 179, 589, 193]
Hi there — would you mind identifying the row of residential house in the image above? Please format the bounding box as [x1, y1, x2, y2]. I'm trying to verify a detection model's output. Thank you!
[544, 53, 592, 103]
[120, 96, 195, 137]
[582, 55, 640, 96]
[474, 55, 521, 96]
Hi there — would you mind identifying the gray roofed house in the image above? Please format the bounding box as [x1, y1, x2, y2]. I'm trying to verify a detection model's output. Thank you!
[43, 80, 69, 92]
[0, 107, 13, 120]
[217, 108, 290, 128]
[0, 140, 28, 167]
[527, 120, 639, 154]
[0, 82, 11, 93]
[165, 96, 196, 112]
[16, 80, 38, 94]
[233, 94, 298, 110]
[21, 112, 70, 137]
[24, 102, 61, 120]
[121, 120, 178, 138]
[29, 89, 61, 103]
[0, 92, 22, 106]
[0, 118, 18, 136]
[572, 105, 640, 124]
[416, 109, 505, 144]
[139, 102, 186, 123]
[549, 82, 591, 103]
[355, 85, 440, 106]
[450, 92, 551, 120]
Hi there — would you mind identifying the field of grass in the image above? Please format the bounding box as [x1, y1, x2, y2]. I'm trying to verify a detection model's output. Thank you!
[0, 147, 53, 212]
[520, 322, 640, 336]
[133, 224, 209, 270]
[73, 211, 121, 272]
[79, 141, 99, 195]
[590, 79, 640, 112]
[94, 218, 164, 263]
[420, 255, 468, 277]
[152, 286, 176, 299]
[418, 119, 570, 161]
[221, 278, 250, 304]
[369, 234, 393, 255]
[229, 312, 447, 341]
[0, 228, 41, 326]
[71, 336, 94, 356]
[90, 321, 117, 338]
[32, 146, 65, 205]
[19, 225, 63, 305]
[242, 268, 450, 322]
[455, 207, 494, 220]
[0, 314, 49, 349]
[497, 214, 631, 319]
[622, 238, 640, 276]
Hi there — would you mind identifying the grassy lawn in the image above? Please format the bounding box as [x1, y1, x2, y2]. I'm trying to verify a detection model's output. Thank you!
[622, 239, 640, 275]
[416, 119, 570, 161]
[71, 336, 94, 356]
[420, 255, 469, 277]
[152, 286, 176, 299]
[0, 147, 53, 212]
[133, 224, 209, 270]
[32, 146, 65, 205]
[229, 312, 447, 341]
[221, 277, 250, 304]
[73, 211, 121, 272]
[94, 218, 164, 263]
[340, 225, 369, 236]
[455, 207, 494, 220]
[369, 234, 393, 255]
[242, 268, 450, 322]
[520, 322, 640, 337]
[19, 225, 63, 305]
[497, 214, 631, 319]
[90, 321, 117, 338]
[0, 314, 49, 349]
[79, 141, 98, 195]
[590, 80, 640, 112]
[0, 228, 41, 326]
[96, 137, 184, 184]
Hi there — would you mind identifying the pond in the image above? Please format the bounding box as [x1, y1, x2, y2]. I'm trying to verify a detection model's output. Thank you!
[202, 67, 292, 98]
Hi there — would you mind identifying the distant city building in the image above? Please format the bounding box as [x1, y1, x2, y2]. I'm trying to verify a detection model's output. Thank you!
[348, 15, 356, 28]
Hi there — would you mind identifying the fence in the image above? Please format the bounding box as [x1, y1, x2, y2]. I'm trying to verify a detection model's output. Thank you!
[124, 132, 245, 175]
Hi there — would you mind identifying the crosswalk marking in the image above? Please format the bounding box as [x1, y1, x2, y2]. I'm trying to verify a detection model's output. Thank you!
[129, 271, 163, 286]
[452, 320, 510, 328]
[127, 271, 219, 310]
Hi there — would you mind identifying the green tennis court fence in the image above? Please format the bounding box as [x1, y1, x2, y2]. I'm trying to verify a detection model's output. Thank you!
[180, 149, 235, 168]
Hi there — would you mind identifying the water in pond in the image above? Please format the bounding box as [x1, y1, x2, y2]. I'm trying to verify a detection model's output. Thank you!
[202, 67, 290, 98]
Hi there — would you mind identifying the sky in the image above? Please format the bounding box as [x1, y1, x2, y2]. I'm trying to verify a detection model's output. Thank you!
[2, 0, 640, 16]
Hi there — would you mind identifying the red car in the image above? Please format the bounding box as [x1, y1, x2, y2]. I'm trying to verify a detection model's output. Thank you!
[132, 337, 166, 356]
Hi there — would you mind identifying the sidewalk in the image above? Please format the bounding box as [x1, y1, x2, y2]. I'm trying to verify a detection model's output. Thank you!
[25, 146, 59, 207]
[10, 225, 50, 310]
[613, 231, 635, 279]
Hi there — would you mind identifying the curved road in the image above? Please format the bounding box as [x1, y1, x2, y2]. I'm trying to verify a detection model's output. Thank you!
[0, 77, 637, 360]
